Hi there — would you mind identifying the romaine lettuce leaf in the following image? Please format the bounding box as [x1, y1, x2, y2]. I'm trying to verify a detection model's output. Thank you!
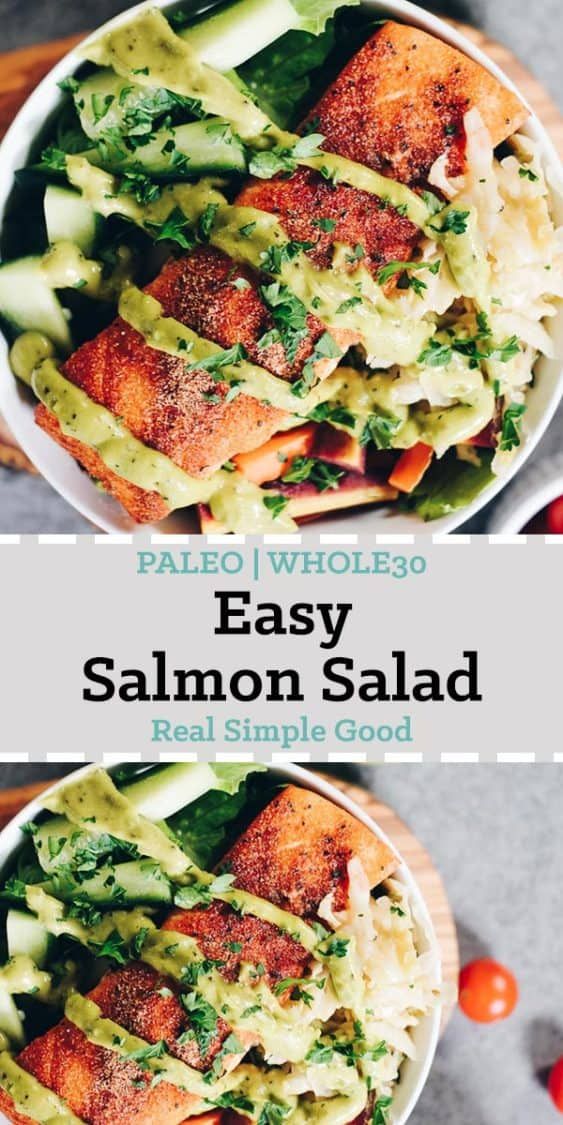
[289, 0, 359, 34]
[404, 450, 495, 521]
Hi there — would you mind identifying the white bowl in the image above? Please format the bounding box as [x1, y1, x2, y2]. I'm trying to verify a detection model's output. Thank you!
[2, 0, 561, 534]
[0, 762, 442, 1125]
[487, 449, 563, 532]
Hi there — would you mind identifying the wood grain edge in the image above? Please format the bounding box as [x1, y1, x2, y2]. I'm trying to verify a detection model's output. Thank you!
[0, 774, 459, 1029]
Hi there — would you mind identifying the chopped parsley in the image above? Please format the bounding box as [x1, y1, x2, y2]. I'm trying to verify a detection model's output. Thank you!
[186, 343, 247, 378]
[431, 208, 470, 235]
[499, 402, 526, 451]
[282, 457, 344, 491]
[144, 207, 194, 249]
[307, 401, 356, 429]
[361, 411, 402, 450]
[180, 992, 219, 1056]
[259, 282, 309, 365]
[291, 331, 342, 399]
[372, 1096, 393, 1123]
[117, 171, 162, 206]
[263, 494, 289, 519]
[519, 165, 539, 182]
[312, 217, 337, 233]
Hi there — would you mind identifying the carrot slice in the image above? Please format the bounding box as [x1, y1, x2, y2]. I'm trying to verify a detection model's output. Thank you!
[233, 424, 316, 485]
[388, 442, 434, 492]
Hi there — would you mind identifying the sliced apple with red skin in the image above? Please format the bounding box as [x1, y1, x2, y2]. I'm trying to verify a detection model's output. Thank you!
[312, 424, 366, 474]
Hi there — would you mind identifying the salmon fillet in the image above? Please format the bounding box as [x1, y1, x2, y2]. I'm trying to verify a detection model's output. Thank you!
[0, 785, 396, 1124]
[304, 20, 528, 186]
[36, 20, 526, 523]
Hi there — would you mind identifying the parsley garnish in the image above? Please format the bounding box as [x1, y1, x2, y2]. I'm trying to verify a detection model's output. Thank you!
[307, 402, 356, 429]
[372, 1096, 393, 1123]
[361, 412, 402, 450]
[431, 208, 470, 235]
[313, 217, 336, 233]
[259, 282, 309, 365]
[144, 207, 194, 249]
[519, 165, 539, 182]
[281, 457, 344, 491]
[263, 494, 289, 519]
[499, 402, 526, 451]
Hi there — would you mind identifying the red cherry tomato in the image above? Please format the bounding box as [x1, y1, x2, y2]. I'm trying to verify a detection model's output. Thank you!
[458, 958, 518, 1023]
[549, 1058, 563, 1112]
[546, 497, 563, 535]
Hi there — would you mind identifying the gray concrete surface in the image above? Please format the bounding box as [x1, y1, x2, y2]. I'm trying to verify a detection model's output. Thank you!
[0, 0, 561, 533]
[1, 762, 561, 1122]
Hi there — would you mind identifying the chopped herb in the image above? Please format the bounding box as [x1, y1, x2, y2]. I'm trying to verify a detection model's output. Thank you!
[282, 457, 344, 492]
[312, 217, 336, 233]
[378, 258, 440, 287]
[91, 93, 115, 125]
[144, 207, 194, 250]
[186, 343, 247, 377]
[291, 331, 342, 399]
[58, 76, 80, 94]
[307, 401, 356, 428]
[345, 243, 366, 263]
[361, 411, 402, 450]
[519, 165, 539, 182]
[181, 992, 219, 1057]
[90, 929, 129, 966]
[117, 171, 162, 206]
[335, 296, 362, 314]
[260, 282, 309, 365]
[431, 208, 470, 235]
[239, 221, 257, 238]
[198, 202, 219, 242]
[499, 402, 526, 451]
[306, 1043, 334, 1064]
[124, 1040, 168, 1070]
[372, 1096, 393, 1124]
[263, 494, 289, 519]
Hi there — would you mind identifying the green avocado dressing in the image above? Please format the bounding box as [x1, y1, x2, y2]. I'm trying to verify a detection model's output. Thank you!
[0, 1052, 85, 1125]
[40, 240, 135, 301]
[82, 8, 429, 228]
[119, 285, 328, 415]
[66, 159, 432, 368]
[0, 956, 52, 1001]
[433, 204, 490, 309]
[83, 8, 271, 145]
[8, 332, 55, 386]
[30, 358, 295, 530]
[64, 993, 210, 1099]
[141, 930, 319, 1062]
[42, 768, 190, 878]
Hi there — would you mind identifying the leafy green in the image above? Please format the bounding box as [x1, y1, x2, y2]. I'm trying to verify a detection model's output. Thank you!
[259, 281, 309, 364]
[360, 411, 402, 450]
[166, 765, 263, 867]
[281, 457, 344, 490]
[403, 449, 495, 521]
[237, 25, 338, 128]
[499, 402, 526, 451]
[263, 493, 290, 518]
[430, 208, 470, 235]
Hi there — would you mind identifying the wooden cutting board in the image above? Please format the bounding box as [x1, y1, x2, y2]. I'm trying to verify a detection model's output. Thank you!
[0, 20, 561, 471]
[0, 774, 459, 1028]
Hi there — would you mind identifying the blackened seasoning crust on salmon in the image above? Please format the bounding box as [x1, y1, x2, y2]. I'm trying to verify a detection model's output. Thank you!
[305, 21, 527, 186]
[0, 786, 398, 1125]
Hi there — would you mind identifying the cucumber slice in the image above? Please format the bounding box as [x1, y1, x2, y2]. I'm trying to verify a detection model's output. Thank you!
[44, 184, 100, 256]
[0, 989, 25, 1048]
[179, 0, 301, 71]
[48, 859, 172, 906]
[74, 70, 139, 142]
[122, 762, 218, 820]
[6, 910, 52, 968]
[0, 258, 72, 353]
[92, 119, 247, 177]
